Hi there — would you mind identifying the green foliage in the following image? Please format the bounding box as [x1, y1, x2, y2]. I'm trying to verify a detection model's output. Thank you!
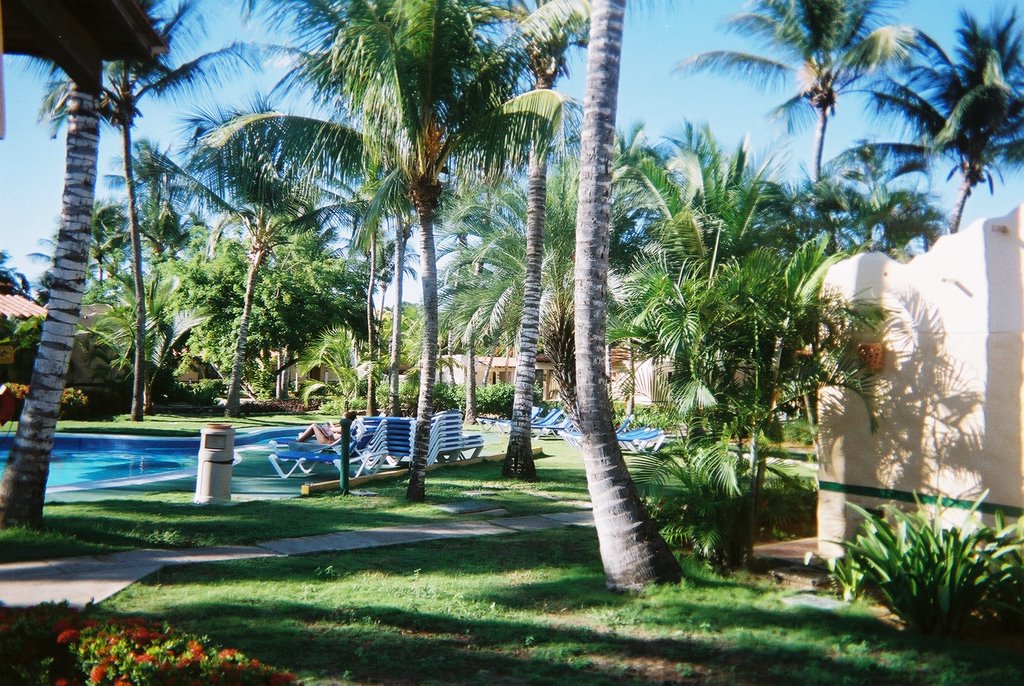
[0, 603, 296, 685]
[0, 314, 42, 384]
[432, 382, 466, 412]
[831, 499, 1024, 636]
[475, 383, 519, 417]
[168, 379, 226, 406]
[171, 233, 368, 382]
[630, 439, 815, 568]
[3, 384, 94, 420]
[612, 402, 684, 432]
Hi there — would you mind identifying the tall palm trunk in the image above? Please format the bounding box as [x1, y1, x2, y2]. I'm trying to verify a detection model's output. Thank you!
[366, 228, 378, 416]
[465, 334, 478, 423]
[389, 217, 410, 416]
[949, 173, 973, 234]
[503, 146, 547, 480]
[811, 106, 829, 182]
[574, 0, 682, 590]
[120, 104, 147, 422]
[225, 247, 266, 417]
[0, 89, 100, 528]
[406, 182, 441, 502]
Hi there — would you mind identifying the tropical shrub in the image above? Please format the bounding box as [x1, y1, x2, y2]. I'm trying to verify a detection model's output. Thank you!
[475, 383, 519, 417]
[432, 382, 465, 412]
[0, 603, 296, 685]
[612, 402, 685, 432]
[631, 439, 815, 568]
[169, 379, 225, 406]
[58, 387, 91, 420]
[831, 500, 1024, 636]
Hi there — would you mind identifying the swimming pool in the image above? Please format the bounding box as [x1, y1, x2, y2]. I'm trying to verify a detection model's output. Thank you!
[0, 426, 300, 491]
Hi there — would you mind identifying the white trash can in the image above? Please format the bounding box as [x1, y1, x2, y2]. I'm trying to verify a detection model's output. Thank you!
[194, 423, 235, 504]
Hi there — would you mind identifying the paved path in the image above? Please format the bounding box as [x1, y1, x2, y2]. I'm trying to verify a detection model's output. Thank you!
[0, 510, 595, 608]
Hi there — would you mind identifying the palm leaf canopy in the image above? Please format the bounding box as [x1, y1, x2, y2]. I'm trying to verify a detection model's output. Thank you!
[242, 0, 567, 189]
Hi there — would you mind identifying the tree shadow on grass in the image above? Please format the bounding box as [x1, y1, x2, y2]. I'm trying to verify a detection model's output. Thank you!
[100, 529, 1024, 686]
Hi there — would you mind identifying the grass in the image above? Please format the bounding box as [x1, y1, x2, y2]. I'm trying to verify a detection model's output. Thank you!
[5, 418, 1021, 684]
[99, 527, 1023, 685]
[0, 438, 589, 563]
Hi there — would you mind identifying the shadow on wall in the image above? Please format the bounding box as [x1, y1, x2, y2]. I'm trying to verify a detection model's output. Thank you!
[817, 206, 1024, 556]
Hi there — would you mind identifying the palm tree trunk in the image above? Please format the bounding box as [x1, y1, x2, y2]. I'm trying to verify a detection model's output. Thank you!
[225, 248, 266, 417]
[0, 88, 99, 528]
[366, 228, 378, 415]
[465, 335, 478, 423]
[949, 174, 973, 234]
[574, 0, 682, 590]
[812, 107, 829, 182]
[406, 183, 441, 502]
[389, 217, 409, 416]
[503, 147, 547, 480]
[121, 116, 147, 422]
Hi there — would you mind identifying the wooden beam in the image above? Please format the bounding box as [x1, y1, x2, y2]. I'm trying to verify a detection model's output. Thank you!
[106, 0, 166, 57]
[10, 0, 102, 92]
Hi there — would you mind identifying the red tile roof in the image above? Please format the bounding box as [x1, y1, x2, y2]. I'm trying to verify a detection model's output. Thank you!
[0, 294, 46, 318]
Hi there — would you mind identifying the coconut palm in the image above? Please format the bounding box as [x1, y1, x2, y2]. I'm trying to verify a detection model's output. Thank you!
[498, 0, 588, 478]
[574, 0, 682, 590]
[871, 9, 1024, 232]
[181, 106, 334, 417]
[87, 201, 130, 290]
[40, 0, 250, 422]
[239, 0, 565, 501]
[298, 326, 362, 410]
[0, 89, 100, 529]
[679, 0, 916, 180]
[0, 251, 32, 297]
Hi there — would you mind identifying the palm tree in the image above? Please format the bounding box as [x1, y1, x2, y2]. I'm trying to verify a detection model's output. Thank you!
[183, 109, 330, 417]
[0, 88, 100, 528]
[0, 251, 32, 297]
[500, 0, 587, 479]
[87, 201, 130, 290]
[40, 0, 249, 422]
[574, 0, 682, 590]
[240, 0, 564, 501]
[680, 0, 916, 180]
[89, 273, 207, 414]
[871, 9, 1024, 232]
[298, 326, 362, 410]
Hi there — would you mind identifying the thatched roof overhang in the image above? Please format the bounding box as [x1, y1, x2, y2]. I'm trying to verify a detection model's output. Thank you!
[1, 0, 166, 93]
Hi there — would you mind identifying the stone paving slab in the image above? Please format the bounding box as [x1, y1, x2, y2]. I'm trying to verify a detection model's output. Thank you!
[105, 545, 278, 567]
[258, 532, 380, 556]
[435, 500, 500, 514]
[540, 511, 595, 526]
[494, 515, 576, 532]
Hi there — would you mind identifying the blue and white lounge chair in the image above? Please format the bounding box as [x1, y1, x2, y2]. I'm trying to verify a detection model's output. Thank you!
[428, 411, 486, 461]
[479, 406, 541, 433]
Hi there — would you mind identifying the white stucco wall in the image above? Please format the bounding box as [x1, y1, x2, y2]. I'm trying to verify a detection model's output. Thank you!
[818, 205, 1024, 558]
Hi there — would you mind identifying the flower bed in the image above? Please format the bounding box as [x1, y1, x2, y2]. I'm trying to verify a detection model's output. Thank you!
[0, 603, 298, 685]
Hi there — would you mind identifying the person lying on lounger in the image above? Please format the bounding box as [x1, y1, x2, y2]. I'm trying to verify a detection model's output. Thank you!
[296, 422, 341, 444]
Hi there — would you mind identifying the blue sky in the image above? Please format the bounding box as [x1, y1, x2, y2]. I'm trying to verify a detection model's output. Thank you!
[2, 0, 1022, 289]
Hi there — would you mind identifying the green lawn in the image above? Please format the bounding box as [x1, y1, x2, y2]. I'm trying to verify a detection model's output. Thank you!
[101, 527, 1022, 686]
[0, 438, 589, 563]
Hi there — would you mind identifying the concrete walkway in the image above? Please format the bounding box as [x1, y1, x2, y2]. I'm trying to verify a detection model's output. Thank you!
[0, 510, 595, 608]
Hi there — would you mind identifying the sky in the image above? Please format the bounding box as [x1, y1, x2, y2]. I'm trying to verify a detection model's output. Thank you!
[1, 0, 1023, 293]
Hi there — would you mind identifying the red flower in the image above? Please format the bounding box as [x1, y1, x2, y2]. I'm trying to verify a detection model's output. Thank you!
[56, 628, 81, 644]
[114, 679, 132, 686]
[218, 648, 240, 659]
[134, 653, 156, 664]
[90, 664, 108, 683]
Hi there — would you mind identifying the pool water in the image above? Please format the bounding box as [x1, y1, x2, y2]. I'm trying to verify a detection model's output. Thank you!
[0, 426, 299, 491]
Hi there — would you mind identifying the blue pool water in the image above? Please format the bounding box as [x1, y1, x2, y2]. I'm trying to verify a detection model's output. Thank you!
[0, 426, 299, 490]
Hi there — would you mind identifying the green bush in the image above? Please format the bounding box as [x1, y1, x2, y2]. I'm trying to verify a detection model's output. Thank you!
[169, 379, 225, 406]
[830, 500, 1024, 636]
[631, 438, 815, 568]
[318, 395, 352, 417]
[432, 382, 465, 412]
[475, 383, 519, 417]
[58, 388, 90, 420]
[613, 402, 684, 432]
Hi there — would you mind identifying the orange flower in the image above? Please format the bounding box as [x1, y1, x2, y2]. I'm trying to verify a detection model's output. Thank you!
[56, 628, 80, 644]
[89, 664, 108, 683]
